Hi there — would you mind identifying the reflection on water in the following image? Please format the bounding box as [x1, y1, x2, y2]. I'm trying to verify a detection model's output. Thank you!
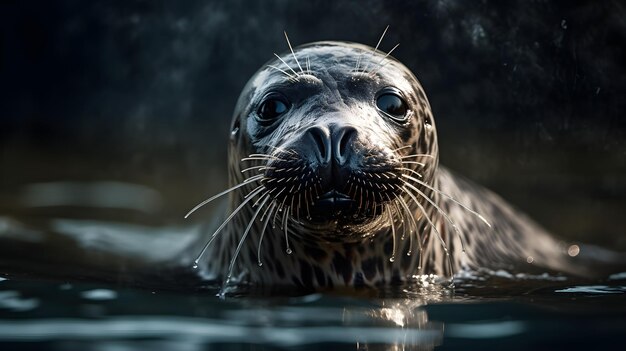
[0, 279, 446, 350]
[20, 182, 164, 214]
[0, 275, 625, 350]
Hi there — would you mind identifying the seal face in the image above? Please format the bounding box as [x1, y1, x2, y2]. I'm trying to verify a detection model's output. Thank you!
[233, 42, 437, 233]
[192, 40, 590, 289]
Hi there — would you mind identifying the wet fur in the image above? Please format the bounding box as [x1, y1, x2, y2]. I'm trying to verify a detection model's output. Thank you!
[194, 41, 608, 289]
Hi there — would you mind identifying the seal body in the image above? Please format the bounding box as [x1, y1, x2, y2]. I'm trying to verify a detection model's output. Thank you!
[197, 41, 595, 288]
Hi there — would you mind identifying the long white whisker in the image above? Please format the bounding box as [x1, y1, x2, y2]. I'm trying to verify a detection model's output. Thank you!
[257, 201, 276, 267]
[362, 25, 389, 73]
[402, 180, 467, 253]
[244, 184, 265, 199]
[247, 153, 286, 159]
[241, 165, 272, 173]
[284, 31, 304, 74]
[401, 161, 426, 166]
[192, 186, 265, 266]
[400, 154, 435, 159]
[223, 196, 270, 291]
[402, 186, 454, 280]
[252, 189, 271, 207]
[393, 145, 413, 152]
[397, 167, 423, 178]
[398, 195, 422, 257]
[267, 65, 295, 79]
[184, 174, 263, 218]
[387, 204, 397, 262]
[283, 206, 292, 254]
[373, 25, 389, 53]
[265, 145, 298, 157]
[401, 174, 491, 227]
[369, 43, 400, 77]
[273, 53, 299, 77]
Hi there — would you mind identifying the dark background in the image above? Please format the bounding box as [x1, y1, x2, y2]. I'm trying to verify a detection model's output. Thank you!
[1, 0, 625, 248]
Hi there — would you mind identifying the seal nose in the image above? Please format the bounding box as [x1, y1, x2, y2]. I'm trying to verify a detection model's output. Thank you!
[307, 125, 357, 166]
[306, 125, 357, 190]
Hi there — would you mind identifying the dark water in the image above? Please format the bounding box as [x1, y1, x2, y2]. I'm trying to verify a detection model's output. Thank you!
[1, 269, 625, 350]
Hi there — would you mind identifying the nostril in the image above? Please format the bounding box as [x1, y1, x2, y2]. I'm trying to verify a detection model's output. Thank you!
[308, 127, 330, 162]
[338, 127, 356, 160]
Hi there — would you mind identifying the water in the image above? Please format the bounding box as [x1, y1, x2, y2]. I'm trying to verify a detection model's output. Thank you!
[1, 253, 625, 350]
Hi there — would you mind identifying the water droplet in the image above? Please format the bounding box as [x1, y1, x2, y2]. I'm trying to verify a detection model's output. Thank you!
[258, 262, 263, 267]
[567, 245, 580, 257]
[407, 251, 412, 256]
[286, 248, 293, 255]
[389, 256, 395, 262]
[192, 264, 198, 269]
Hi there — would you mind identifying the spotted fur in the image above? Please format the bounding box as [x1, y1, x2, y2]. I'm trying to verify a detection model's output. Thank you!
[195, 41, 588, 289]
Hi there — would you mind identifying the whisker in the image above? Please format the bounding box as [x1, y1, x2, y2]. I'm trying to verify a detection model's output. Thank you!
[248, 153, 279, 158]
[399, 154, 435, 159]
[283, 31, 304, 74]
[398, 195, 422, 257]
[241, 165, 273, 173]
[393, 145, 413, 152]
[192, 186, 266, 267]
[241, 156, 285, 163]
[257, 201, 277, 267]
[402, 180, 467, 253]
[354, 53, 363, 72]
[369, 43, 400, 77]
[373, 25, 390, 54]
[252, 189, 271, 207]
[401, 161, 426, 167]
[244, 184, 265, 199]
[273, 53, 299, 77]
[362, 25, 390, 73]
[390, 197, 405, 240]
[267, 64, 295, 79]
[401, 186, 454, 280]
[401, 174, 491, 227]
[265, 145, 298, 157]
[184, 174, 263, 218]
[397, 167, 423, 178]
[283, 207, 292, 254]
[223, 196, 270, 291]
[387, 204, 397, 262]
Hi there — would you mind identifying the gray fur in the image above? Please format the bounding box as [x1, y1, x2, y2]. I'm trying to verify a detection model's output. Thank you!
[196, 41, 593, 288]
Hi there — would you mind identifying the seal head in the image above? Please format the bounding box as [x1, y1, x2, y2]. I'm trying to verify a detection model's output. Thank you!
[229, 42, 437, 241]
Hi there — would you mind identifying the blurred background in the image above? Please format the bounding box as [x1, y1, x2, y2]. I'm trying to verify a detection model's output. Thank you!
[1, 0, 625, 249]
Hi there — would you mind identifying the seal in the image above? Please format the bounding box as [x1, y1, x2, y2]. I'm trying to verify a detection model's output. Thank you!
[187, 35, 606, 289]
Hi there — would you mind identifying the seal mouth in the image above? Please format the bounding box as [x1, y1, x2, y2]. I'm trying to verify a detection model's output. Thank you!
[310, 189, 357, 220]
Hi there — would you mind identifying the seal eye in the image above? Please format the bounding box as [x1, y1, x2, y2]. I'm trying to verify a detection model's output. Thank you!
[258, 95, 289, 121]
[376, 90, 408, 122]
